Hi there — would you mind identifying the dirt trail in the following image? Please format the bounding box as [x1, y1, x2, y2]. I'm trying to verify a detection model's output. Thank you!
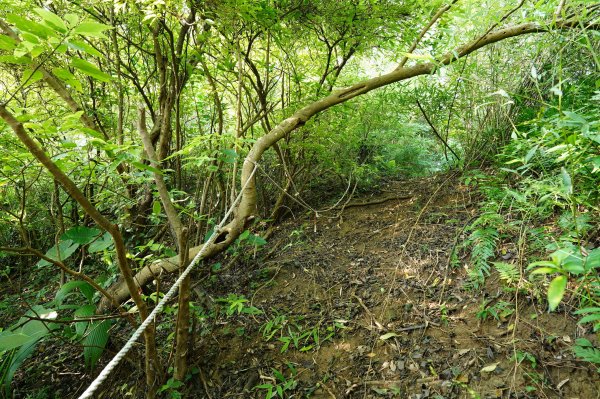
[191, 174, 599, 399]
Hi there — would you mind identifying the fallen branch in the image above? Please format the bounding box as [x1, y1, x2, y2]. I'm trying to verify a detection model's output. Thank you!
[337, 195, 412, 210]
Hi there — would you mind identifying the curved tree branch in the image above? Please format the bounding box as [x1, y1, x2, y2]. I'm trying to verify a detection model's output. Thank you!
[100, 14, 599, 309]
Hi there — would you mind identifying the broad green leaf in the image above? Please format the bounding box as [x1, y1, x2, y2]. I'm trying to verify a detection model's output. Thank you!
[64, 13, 79, 28]
[560, 167, 573, 195]
[0, 307, 57, 351]
[21, 32, 40, 45]
[20, 68, 43, 88]
[82, 320, 111, 369]
[88, 232, 114, 253]
[73, 21, 112, 39]
[0, 332, 33, 351]
[66, 39, 102, 57]
[584, 248, 600, 270]
[221, 148, 238, 163]
[62, 226, 101, 245]
[247, 234, 267, 246]
[0, 54, 32, 64]
[152, 201, 161, 215]
[37, 239, 80, 267]
[562, 253, 584, 274]
[74, 304, 96, 337]
[528, 267, 558, 275]
[563, 111, 588, 125]
[55, 280, 95, 305]
[547, 275, 567, 312]
[52, 67, 83, 92]
[34, 8, 67, 33]
[550, 248, 572, 265]
[6, 14, 54, 39]
[0, 35, 17, 51]
[71, 57, 111, 82]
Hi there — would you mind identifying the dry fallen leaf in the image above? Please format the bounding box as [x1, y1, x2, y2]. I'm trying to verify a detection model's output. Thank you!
[480, 362, 500, 373]
[557, 378, 569, 389]
[379, 332, 400, 340]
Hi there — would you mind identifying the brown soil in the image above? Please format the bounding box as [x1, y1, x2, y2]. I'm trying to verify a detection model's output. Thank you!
[9, 174, 600, 398]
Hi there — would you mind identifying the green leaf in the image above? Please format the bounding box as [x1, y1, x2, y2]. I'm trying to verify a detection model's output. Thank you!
[52, 67, 83, 92]
[152, 201, 161, 215]
[0, 332, 33, 351]
[82, 320, 111, 369]
[64, 14, 79, 28]
[62, 226, 101, 245]
[55, 280, 95, 305]
[0, 307, 57, 351]
[7, 14, 54, 39]
[577, 313, 600, 325]
[131, 161, 161, 174]
[74, 304, 96, 337]
[37, 239, 80, 267]
[550, 248, 572, 265]
[71, 57, 111, 82]
[247, 234, 267, 246]
[73, 21, 112, 39]
[0, 35, 17, 51]
[20, 68, 43, 88]
[0, 54, 32, 64]
[573, 338, 600, 364]
[547, 275, 567, 312]
[66, 39, 102, 57]
[88, 232, 114, 253]
[221, 148, 238, 163]
[562, 253, 584, 274]
[33, 8, 67, 33]
[528, 267, 558, 275]
[560, 167, 573, 195]
[584, 248, 600, 270]
[524, 146, 537, 163]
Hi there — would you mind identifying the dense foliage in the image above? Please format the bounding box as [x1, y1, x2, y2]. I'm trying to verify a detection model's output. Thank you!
[0, 0, 598, 397]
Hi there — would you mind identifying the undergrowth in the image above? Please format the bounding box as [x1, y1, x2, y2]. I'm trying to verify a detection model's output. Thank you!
[457, 88, 600, 368]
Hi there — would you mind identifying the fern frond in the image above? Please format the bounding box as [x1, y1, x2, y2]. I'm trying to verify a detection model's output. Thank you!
[494, 262, 520, 286]
[573, 339, 600, 366]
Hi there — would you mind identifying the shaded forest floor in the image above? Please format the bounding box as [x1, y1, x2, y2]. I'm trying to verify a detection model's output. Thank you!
[7, 174, 600, 398]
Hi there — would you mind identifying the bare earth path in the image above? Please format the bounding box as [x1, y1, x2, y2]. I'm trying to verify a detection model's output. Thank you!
[190, 174, 599, 399]
[16, 174, 598, 398]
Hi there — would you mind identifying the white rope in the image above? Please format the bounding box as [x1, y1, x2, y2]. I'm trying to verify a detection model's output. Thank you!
[78, 163, 258, 399]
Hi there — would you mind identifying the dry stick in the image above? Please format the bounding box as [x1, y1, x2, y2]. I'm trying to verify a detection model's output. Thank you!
[416, 99, 460, 160]
[334, 195, 412, 210]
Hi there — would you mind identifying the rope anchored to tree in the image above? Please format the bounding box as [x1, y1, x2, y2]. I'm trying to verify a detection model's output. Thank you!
[78, 163, 258, 399]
